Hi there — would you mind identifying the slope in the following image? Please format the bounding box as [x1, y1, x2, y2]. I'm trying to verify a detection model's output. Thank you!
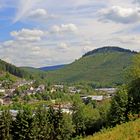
[83, 119, 140, 140]
[20, 67, 47, 81]
[46, 47, 136, 87]
[0, 59, 31, 79]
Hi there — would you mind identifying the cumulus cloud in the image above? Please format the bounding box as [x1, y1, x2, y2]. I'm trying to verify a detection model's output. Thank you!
[0, 28, 83, 67]
[99, 6, 140, 24]
[0, 39, 49, 67]
[10, 28, 45, 41]
[0, 39, 84, 67]
[28, 9, 47, 18]
[51, 24, 78, 34]
[26, 8, 57, 23]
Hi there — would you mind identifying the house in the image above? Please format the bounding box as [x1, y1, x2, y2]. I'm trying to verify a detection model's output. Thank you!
[36, 85, 45, 92]
[3, 96, 12, 105]
[82, 95, 104, 102]
[54, 84, 64, 89]
[10, 110, 18, 117]
[95, 88, 117, 94]
[89, 95, 103, 101]
[50, 88, 56, 93]
[61, 108, 72, 114]
[8, 89, 16, 93]
[30, 86, 34, 91]
[0, 99, 3, 105]
[0, 110, 18, 117]
[0, 89, 5, 93]
[68, 86, 81, 94]
[26, 89, 36, 95]
[39, 85, 45, 90]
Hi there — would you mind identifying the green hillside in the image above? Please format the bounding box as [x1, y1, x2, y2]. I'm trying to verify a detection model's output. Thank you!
[46, 47, 136, 87]
[20, 67, 47, 81]
[0, 59, 35, 80]
[0, 59, 47, 81]
[83, 119, 140, 140]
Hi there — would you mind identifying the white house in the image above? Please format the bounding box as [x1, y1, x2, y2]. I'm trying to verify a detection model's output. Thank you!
[0, 89, 5, 93]
[95, 88, 117, 93]
[0, 99, 3, 105]
[82, 95, 104, 102]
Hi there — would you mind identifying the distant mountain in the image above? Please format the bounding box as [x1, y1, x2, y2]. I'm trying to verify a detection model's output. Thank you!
[39, 64, 66, 71]
[46, 46, 137, 87]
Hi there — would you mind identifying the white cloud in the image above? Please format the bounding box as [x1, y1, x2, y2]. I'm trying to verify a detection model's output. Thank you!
[10, 28, 45, 41]
[99, 6, 140, 24]
[3, 40, 14, 46]
[58, 42, 69, 51]
[117, 35, 140, 44]
[0, 39, 84, 67]
[51, 24, 78, 34]
[0, 28, 82, 67]
[28, 9, 47, 18]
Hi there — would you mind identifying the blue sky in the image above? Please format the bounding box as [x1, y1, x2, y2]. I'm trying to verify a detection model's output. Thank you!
[0, 0, 140, 67]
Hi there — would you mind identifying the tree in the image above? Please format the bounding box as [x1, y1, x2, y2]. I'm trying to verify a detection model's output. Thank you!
[108, 87, 128, 126]
[62, 114, 74, 140]
[0, 110, 12, 140]
[34, 106, 49, 139]
[128, 53, 140, 80]
[47, 105, 74, 140]
[47, 106, 64, 140]
[12, 108, 35, 140]
[127, 78, 140, 116]
[97, 100, 111, 128]
[72, 101, 86, 136]
[126, 53, 140, 118]
[47, 106, 57, 140]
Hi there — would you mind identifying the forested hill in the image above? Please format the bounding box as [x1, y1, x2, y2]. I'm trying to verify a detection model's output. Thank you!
[0, 59, 31, 79]
[83, 46, 137, 57]
[46, 47, 137, 87]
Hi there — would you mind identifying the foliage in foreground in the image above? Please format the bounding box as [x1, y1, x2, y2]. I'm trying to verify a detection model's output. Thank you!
[82, 118, 140, 140]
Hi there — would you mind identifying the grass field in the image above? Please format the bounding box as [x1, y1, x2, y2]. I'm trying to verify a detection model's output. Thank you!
[82, 119, 140, 140]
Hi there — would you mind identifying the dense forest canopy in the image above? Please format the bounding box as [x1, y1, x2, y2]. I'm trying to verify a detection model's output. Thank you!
[0, 59, 29, 78]
[83, 46, 137, 57]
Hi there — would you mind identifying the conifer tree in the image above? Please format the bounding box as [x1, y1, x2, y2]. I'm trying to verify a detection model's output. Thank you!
[0, 110, 12, 140]
[47, 106, 56, 140]
[34, 106, 49, 140]
[12, 108, 35, 140]
[72, 101, 86, 136]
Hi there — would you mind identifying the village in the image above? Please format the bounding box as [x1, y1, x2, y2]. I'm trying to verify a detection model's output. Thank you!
[0, 78, 116, 115]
